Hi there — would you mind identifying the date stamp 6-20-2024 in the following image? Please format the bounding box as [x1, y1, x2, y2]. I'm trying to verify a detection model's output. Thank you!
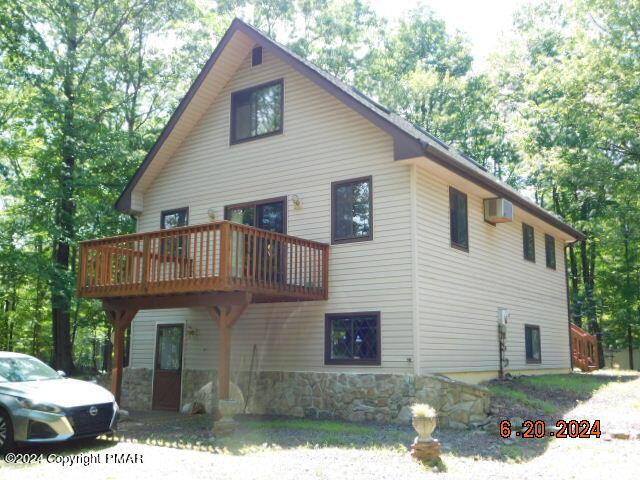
[500, 419, 602, 439]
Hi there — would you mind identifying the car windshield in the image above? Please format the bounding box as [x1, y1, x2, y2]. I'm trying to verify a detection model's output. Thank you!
[0, 357, 60, 382]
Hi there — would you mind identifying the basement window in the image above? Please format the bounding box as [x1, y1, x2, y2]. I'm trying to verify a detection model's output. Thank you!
[230, 79, 283, 144]
[325, 312, 381, 365]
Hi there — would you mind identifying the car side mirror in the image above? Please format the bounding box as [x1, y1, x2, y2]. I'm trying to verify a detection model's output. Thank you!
[57, 370, 66, 377]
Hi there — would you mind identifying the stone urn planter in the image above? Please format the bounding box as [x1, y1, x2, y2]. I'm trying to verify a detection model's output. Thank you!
[411, 404, 437, 441]
[410, 404, 440, 461]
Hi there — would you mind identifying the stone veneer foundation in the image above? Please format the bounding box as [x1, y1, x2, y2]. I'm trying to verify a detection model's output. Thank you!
[120, 367, 489, 428]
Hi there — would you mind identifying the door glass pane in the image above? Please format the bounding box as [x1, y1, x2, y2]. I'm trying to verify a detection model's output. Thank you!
[257, 201, 284, 233]
[157, 326, 182, 371]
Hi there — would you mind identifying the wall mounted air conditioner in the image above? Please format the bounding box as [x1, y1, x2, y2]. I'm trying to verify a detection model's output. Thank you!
[484, 198, 514, 224]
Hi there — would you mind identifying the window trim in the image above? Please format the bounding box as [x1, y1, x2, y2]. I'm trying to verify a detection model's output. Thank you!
[331, 176, 373, 245]
[324, 311, 381, 366]
[545, 234, 556, 270]
[524, 324, 542, 364]
[522, 223, 536, 262]
[223, 196, 288, 233]
[229, 78, 284, 145]
[160, 207, 189, 230]
[449, 187, 469, 252]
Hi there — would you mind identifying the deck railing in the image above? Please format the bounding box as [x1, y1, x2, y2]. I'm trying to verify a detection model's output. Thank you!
[78, 221, 329, 301]
[570, 323, 599, 372]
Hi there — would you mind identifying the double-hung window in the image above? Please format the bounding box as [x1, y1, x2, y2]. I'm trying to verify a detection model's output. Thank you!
[522, 223, 536, 262]
[331, 177, 373, 244]
[449, 187, 469, 251]
[545, 234, 556, 269]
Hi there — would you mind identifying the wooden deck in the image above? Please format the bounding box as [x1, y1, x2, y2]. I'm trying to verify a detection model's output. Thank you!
[78, 221, 329, 303]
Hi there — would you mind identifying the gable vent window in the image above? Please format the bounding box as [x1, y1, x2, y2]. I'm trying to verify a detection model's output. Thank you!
[251, 46, 262, 66]
[230, 79, 283, 144]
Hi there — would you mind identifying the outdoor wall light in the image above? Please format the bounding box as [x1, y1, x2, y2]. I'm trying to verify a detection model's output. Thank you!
[291, 194, 302, 209]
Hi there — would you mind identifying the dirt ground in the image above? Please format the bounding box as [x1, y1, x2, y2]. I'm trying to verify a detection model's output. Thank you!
[1, 370, 639, 479]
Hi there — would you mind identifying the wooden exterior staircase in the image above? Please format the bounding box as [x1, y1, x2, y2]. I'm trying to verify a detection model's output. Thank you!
[570, 323, 599, 372]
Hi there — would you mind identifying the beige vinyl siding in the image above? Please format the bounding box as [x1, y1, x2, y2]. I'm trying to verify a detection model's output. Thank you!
[415, 164, 571, 373]
[129, 47, 414, 374]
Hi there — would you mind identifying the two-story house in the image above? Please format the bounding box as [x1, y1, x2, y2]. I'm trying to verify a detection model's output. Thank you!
[78, 19, 583, 427]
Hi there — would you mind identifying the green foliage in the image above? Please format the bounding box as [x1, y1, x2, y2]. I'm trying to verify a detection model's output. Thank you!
[488, 385, 559, 415]
[241, 417, 376, 435]
[493, 0, 640, 352]
[499, 445, 524, 461]
[519, 374, 611, 395]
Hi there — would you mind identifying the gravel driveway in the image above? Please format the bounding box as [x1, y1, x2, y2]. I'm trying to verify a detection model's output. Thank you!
[2, 371, 639, 480]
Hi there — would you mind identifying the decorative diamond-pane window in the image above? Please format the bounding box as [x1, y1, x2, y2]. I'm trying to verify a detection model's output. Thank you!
[325, 312, 380, 365]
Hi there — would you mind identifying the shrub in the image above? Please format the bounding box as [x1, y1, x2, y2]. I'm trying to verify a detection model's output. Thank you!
[411, 403, 437, 418]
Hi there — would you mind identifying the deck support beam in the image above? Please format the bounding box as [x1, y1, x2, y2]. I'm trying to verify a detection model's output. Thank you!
[208, 299, 250, 400]
[104, 306, 138, 404]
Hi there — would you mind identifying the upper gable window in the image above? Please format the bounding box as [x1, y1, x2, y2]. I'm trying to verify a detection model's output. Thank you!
[522, 223, 536, 262]
[449, 187, 468, 251]
[230, 79, 283, 144]
[251, 46, 262, 66]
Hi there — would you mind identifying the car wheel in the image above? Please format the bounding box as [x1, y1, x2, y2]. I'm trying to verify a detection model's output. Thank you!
[0, 410, 15, 455]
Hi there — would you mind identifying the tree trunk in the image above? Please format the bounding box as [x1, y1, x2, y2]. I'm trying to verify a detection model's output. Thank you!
[51, 3, 79, 373]
[568, 244, 581, 326]
[628, 324, 635, 370]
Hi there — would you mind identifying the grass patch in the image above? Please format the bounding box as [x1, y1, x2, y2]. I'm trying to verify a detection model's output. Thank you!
[241, 417, 376, 435]
[488, 385, 558, 414]
[499, 445, 524, 461]
[519, 374, 611, 395]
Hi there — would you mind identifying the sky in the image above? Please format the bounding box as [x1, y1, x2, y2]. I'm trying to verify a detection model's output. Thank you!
[368, 0, 530, 69]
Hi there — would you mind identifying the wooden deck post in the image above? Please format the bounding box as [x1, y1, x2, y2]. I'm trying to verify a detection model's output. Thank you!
[209, 300, 250, 400]
[104, 306, 138, 404]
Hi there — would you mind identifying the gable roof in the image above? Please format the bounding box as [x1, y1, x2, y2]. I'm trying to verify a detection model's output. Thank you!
[116, 18, 584, 241]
